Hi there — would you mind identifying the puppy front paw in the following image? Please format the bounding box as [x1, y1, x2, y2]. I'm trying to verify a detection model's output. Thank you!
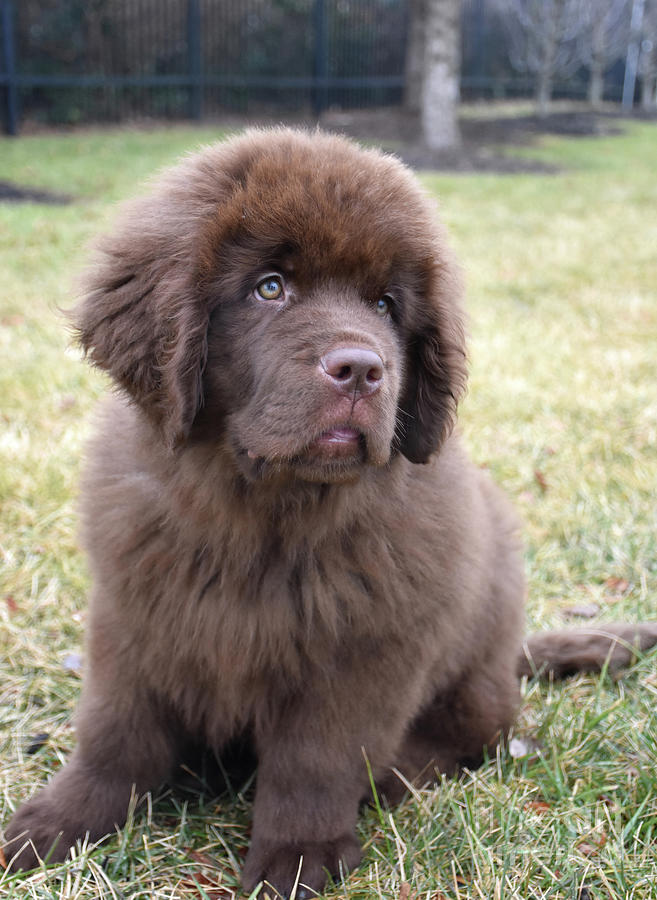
[242, 835, 361, 898]
[3, 794, 69, 870]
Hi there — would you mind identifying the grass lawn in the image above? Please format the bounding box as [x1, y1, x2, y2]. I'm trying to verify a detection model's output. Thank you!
[1, 116, 656, 899]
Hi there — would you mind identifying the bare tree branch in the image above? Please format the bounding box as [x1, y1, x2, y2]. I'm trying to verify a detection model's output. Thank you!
[492, 0, 589, 115]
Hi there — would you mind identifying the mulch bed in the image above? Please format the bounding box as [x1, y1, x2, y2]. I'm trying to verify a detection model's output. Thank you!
[0, 180, 72, 204]
[321, 107, 630, 173]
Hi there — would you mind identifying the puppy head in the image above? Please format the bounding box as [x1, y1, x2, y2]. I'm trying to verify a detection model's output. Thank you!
[75, 128, 466, 477]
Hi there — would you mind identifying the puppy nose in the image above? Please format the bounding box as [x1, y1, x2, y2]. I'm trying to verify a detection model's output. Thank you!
[320, 347, 384, 397]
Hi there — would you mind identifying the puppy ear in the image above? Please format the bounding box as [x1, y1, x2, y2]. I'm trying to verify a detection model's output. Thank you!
[74, 196, 209, 448]
[397, 257, 467, 464]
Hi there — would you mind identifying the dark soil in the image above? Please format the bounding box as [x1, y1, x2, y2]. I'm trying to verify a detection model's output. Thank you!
[320, 107, 631, 172]
[0, 180, 72, 204]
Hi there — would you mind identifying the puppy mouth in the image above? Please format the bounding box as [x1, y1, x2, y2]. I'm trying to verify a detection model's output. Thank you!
[305, 426, 363, 460]
[245, 425, 366, 468]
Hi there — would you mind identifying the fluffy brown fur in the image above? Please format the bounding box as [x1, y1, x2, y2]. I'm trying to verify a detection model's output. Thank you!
[4, 128, 656, 898]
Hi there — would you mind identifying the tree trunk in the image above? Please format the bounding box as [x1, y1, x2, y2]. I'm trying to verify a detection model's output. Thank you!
[421, 0, 461, 150]
[533, 0, 561, 118]
[639, 26, 657, 110]
[641, 73, 657, 108]
[404, 0, 426, 114]
[588, 11, 606, 108]
[588, 59, 605, 107]
[535, 69, 553, 117]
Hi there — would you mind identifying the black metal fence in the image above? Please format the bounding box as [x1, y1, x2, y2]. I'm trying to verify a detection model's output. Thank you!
[0, 0, 630, 136]
[0, 0, 409, 134]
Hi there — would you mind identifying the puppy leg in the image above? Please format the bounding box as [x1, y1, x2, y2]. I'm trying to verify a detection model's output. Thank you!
[4, 678, 178, 870]
[242, 727, 365, 897]
[378, 663, 520, 804]
[242, 667, 418, 898]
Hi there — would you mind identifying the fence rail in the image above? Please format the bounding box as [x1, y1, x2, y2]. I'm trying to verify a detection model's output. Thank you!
[0, 0, 631, 136]
[0, 0, 410, 135]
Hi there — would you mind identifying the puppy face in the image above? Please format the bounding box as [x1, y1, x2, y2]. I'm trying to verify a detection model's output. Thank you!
[75, 129, 467, 480]
[203, 273, 403, 484]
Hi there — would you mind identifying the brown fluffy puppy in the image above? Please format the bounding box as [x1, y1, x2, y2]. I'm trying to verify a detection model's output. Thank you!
[5, 129, 657, 898]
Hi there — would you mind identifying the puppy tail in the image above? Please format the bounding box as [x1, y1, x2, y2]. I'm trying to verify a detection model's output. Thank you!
[518, 623, 657, 679]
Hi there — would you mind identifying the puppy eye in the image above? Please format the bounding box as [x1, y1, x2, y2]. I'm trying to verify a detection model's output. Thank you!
[376, 294, 393, 317]
[255, 275, 285, 302]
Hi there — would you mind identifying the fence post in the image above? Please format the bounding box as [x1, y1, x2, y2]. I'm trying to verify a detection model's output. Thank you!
[187, 0, 202, 120]
[2, 0, 19, 135]
[312, 0, 329, 117]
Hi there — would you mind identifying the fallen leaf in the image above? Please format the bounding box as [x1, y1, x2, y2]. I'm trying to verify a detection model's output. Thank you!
[26, 732, 49, 755]
[185, 847, 222, 868]
[604, 577, 629, 595]
[533, 470, 548, 493]
[509, 736, 541, 759]
[0, 846, 6, 869]
[562, 603, 600, 620]
[62, 652, 83, 674]
[399, 883, 415, 900]
[59, 394, 77, 411]
[523, 800, 551, 814]
[577, 832, 606, 856]
[180, 847, 236, 898]
[598, 794, 618, 811]
[179, 874, 234, 899]
[509, 737, 529, 758]
[5, 595, 18, 615]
